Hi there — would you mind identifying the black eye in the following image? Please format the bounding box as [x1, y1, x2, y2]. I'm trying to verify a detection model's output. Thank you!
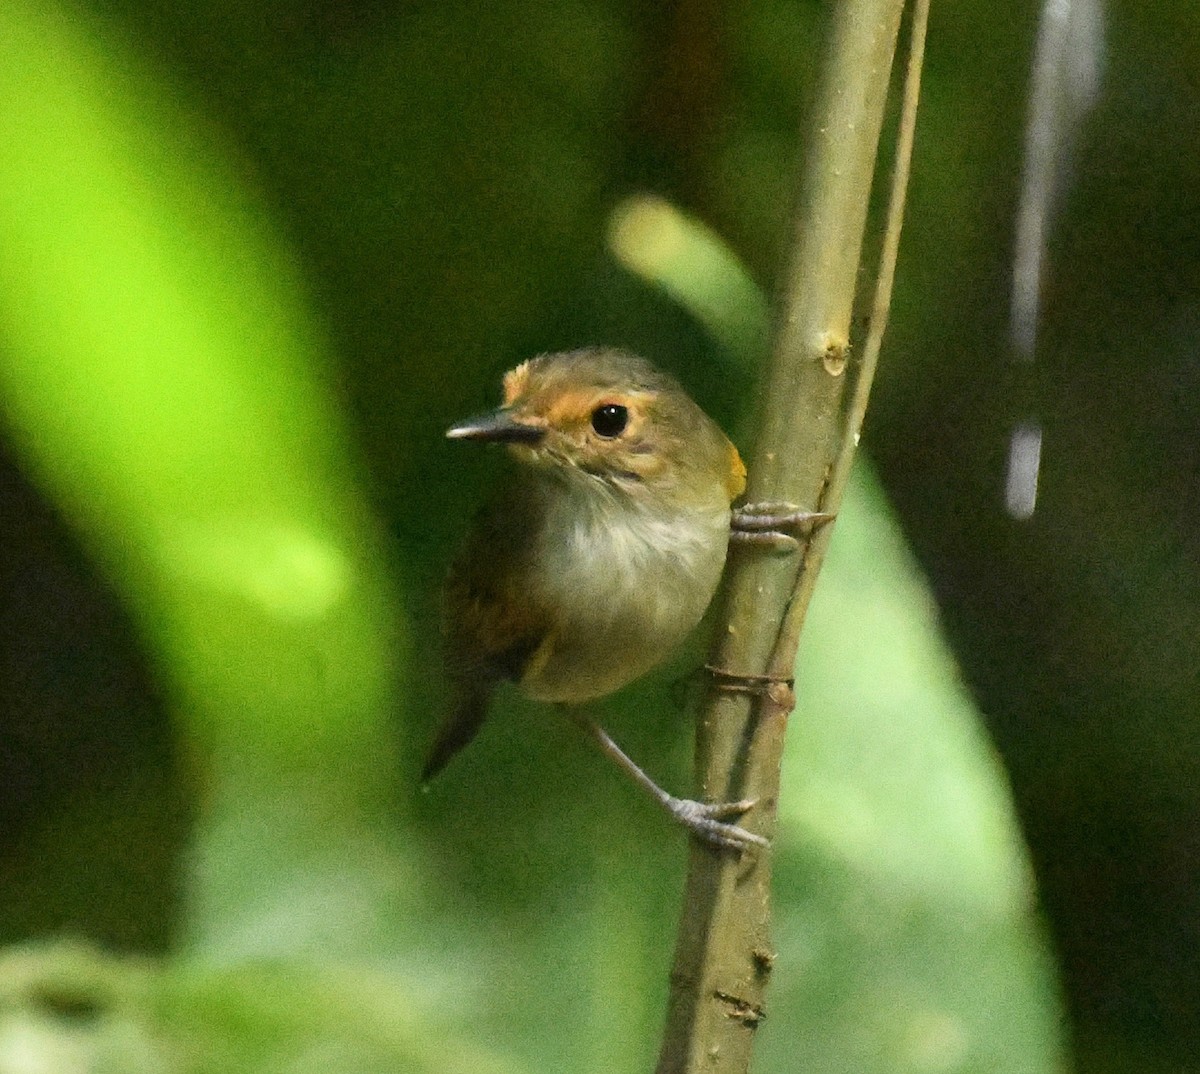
[590, 403, 628, 438]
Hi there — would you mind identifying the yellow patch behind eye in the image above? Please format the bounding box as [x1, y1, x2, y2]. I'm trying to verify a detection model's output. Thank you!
[726, 442, 747, 501]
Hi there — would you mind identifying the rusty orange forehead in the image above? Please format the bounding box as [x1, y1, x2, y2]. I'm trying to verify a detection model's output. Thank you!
[501, 361, 532, 405]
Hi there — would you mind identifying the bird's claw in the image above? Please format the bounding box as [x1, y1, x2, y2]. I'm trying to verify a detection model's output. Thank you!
[666, 796, 770, 852]
[730, 501, 835, 551]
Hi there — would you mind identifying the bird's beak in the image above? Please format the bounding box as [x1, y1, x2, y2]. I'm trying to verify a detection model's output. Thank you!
[446, 407, 545, 444]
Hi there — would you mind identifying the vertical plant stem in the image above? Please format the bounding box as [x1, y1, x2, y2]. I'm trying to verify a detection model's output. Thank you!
[655, 0, 927, 1070]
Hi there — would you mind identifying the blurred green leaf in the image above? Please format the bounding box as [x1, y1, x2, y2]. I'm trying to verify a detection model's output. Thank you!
[0, 0, 406, 960]
[762, 465, 1066, 1073]
[0, 941, 526, 1074]
[608, 193, 771, 364]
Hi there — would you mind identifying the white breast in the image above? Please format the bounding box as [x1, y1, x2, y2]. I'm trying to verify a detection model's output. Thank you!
[522, 480, 731, 704]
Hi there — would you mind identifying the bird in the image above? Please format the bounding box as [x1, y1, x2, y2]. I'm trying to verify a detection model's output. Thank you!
[424, 347, 826, 850]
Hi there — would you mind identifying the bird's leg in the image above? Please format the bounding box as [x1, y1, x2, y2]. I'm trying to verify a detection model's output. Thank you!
[730, 501, 836, 552]
[565, 710, 768, 852]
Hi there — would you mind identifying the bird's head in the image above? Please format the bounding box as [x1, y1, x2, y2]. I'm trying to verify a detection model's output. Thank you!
[446, 348, 745, 508]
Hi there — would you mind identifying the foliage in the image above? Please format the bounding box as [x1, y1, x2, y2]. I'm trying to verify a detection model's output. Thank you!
[4, 0, 1194, 1070]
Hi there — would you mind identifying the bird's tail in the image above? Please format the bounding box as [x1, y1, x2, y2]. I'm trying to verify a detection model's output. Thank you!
[421, 682, 493, 783]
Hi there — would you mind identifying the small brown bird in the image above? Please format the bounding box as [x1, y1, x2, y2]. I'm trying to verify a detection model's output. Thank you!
[426, 347, 822, 850]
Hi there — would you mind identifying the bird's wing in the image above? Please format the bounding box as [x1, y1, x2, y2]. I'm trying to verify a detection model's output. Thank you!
[423, 523, 553, 782]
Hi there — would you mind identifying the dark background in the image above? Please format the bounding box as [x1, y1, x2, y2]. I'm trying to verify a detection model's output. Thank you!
[2, 1, 1198, 1070]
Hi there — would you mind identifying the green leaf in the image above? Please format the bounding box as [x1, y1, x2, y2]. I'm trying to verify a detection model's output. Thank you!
[0, 941, 526, 1074]
[762, 464, 1067, 1073]
[0, 0, 406, 960]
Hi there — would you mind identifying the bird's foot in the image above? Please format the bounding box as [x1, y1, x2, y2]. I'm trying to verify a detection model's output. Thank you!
[665, 796, 769, 852]
[730, 501, 835, 552]
[704, 664, 795, 706]
[570, 714, 770, 853]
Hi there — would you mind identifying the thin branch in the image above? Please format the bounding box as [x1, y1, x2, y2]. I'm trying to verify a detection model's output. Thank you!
[655, 1, 928, 1071]
[853, 0, 930, 455]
